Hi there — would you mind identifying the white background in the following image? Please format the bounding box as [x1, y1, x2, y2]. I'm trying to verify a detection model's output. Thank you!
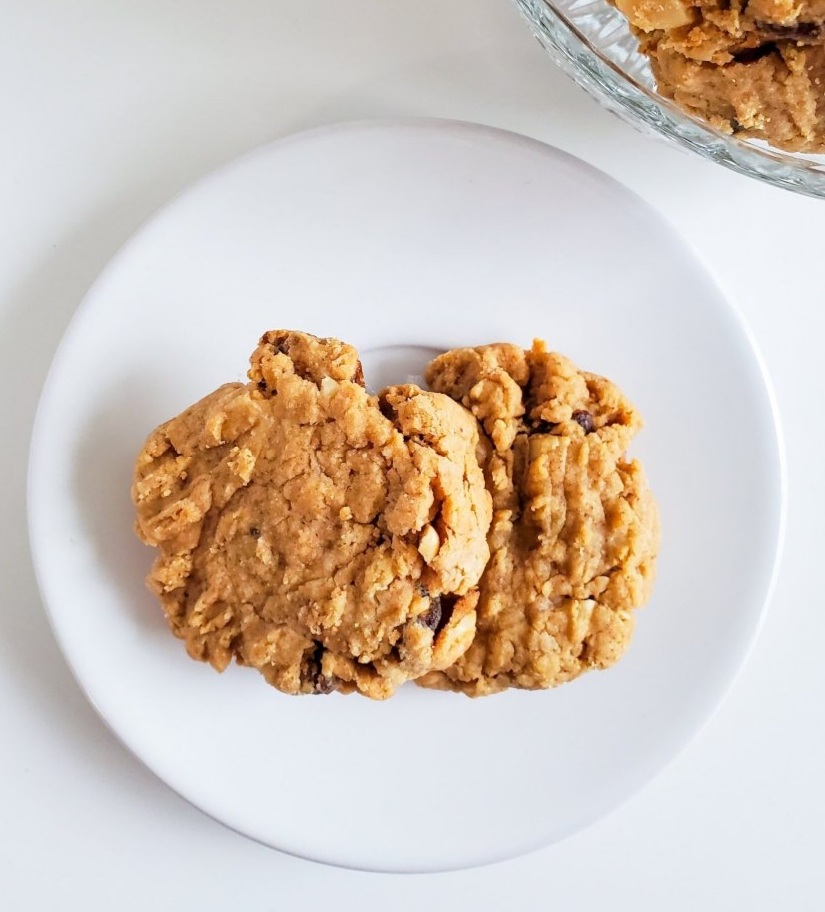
[1, 1, 822, 908]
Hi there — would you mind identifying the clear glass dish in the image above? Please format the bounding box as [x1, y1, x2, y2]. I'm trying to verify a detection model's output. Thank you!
[513, 0, 825, 197]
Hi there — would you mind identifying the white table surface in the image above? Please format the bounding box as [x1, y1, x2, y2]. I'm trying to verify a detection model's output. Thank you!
[2, 1, 822, 908]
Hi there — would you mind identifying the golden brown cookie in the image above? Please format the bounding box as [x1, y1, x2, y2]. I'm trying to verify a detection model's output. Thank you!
[132, 330, 492, 700]
[416, 341, 660, 697]
[611, 0, 825, 151]
[645, 39, 825, 152]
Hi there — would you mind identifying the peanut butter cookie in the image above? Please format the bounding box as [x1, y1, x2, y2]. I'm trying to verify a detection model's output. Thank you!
[417, 341, 659, 697]
[132, 331, 492, 700]
[612, 0, 825, 151]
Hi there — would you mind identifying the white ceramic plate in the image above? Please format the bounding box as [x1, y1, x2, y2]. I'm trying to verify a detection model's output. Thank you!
[28, 120, 784, 873]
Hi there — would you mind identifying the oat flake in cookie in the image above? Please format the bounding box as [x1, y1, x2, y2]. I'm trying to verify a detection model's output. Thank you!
[417, 341, 660, 697]
[131, 330, 492, 700]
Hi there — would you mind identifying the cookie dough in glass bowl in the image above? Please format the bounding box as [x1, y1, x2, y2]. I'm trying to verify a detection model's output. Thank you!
[513, 0, 825, 197]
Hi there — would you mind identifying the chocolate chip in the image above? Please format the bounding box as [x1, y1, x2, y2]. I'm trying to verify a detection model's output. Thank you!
[530, 419, 557, 434]
[572, 410, 595, 434]
[353, 360, 365, 388]
[419, 597, 442, 632]
[314, 674, 337, 695]
[302, 641, 337, 694]
[249, 526, 261, 538]
[419, 594, 457, 637]
[257, 378, 267, 391]
[755, 21, 820, 40]
[272, 337, 290, 355]
[732, 43, 777, 64]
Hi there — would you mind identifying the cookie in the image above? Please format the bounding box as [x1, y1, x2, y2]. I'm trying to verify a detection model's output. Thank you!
[132, 330, 492, 700]
[416, 341, 660, 697]
[612, 0, 825, 150]
[645, 39, 825, 152]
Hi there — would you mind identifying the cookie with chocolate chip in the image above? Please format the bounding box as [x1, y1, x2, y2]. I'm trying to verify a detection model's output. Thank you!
[416, 341, 660, 697]
[132, 330, 492, 700]
[612, 0, 825, 152]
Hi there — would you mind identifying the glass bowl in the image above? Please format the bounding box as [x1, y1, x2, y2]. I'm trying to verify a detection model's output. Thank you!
[513, 0, 825, 197]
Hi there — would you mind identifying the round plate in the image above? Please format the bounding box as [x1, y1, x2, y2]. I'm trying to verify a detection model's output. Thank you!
[28, 119, 784, 873]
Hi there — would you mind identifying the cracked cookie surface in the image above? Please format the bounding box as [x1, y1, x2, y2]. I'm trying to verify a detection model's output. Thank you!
[132, 330, 492, 700]
[417, 341, 660, 697]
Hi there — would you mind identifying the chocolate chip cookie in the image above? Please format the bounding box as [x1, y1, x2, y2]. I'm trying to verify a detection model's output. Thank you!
[416, 341, 659, 697]
[613, 0, 825, 151]
[132, 330, 492, 700]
